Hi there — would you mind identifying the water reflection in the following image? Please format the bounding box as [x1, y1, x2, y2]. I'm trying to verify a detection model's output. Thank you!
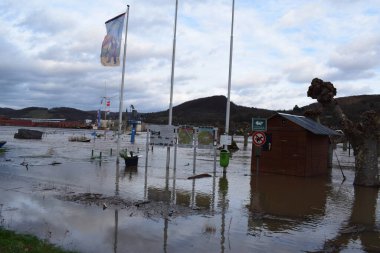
[121, 165, 138, 181]
[248, 174, 330, 232]
[321, 186, 380, 252]
[143, 162, 228, 253]
[218, 172, 229, 253]
[147, 187, 214, 210]
[114, 209, 118, 253]
[148, 187, 172, 203]
[114, 162, 120, 253]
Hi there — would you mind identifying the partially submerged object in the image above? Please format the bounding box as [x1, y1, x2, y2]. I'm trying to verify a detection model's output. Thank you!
[251, 112, 341, 177]
[14, 129, 43, 139]
[187, 173, 212, 180]
[68, 136, 91, 142]
[0, 141, 6, 148]
[119, 149, 138, 166]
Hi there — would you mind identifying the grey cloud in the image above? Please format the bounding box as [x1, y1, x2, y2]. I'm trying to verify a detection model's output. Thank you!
[327, 36, 380, 80]
[17, 9, 73, 35]
[125, 44, 171, 71]
[336, 84, 373, 97]
[325, 69, 375, 82]
[38, 45, 69, 61]
[38, 43, 98, 62]
[329, 53, 378, 73]
[1, 0, 379, 112]
[286, 66, 316, 84]
[287, 73, 315, 84]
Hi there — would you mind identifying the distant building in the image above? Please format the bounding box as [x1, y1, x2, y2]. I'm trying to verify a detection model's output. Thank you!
[251, 113, 340, 177]
[0, 117, 87, 129]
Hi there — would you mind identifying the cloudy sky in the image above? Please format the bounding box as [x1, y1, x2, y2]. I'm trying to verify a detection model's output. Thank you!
[0, 0, 379, 113]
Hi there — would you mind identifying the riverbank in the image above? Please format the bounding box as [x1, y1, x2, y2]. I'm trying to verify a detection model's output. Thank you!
[0, 228, 77, 253]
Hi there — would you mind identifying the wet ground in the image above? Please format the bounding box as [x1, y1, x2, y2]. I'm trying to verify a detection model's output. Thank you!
[0, 126, 379, 253]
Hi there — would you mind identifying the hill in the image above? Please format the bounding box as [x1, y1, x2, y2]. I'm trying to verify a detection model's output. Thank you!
[143, 94, 380, 130]
[0, 107, 96, 121]
[0, 94, 379, 131]
[285, 94, 380, 128]
[143, 95, 274, 130]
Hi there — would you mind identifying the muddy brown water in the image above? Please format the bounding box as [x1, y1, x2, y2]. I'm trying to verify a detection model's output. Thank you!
[0, 126, 379, 252]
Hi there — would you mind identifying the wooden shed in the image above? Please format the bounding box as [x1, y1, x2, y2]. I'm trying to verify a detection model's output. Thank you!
[251, 113, 340, 177]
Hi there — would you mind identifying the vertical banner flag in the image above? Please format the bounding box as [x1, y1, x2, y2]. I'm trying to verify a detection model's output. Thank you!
[100, 13, 126, 66]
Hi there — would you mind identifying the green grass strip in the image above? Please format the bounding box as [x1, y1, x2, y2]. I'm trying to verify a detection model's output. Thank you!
[0, 228, 78, 253]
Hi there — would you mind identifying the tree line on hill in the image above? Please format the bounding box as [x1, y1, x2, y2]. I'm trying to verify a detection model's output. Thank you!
[0, 94, 379, 133]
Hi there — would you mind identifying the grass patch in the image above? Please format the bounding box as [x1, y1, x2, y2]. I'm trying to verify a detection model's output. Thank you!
[0, 228, 78, 253]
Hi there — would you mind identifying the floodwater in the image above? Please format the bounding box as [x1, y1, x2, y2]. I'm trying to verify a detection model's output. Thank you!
[0, 126, 379, 253]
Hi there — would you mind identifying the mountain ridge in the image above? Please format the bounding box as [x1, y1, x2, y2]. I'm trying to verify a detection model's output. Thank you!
[0, 94, 379, 130]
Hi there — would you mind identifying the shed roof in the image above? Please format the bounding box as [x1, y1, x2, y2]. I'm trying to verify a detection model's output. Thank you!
[274, 113, 340, 136]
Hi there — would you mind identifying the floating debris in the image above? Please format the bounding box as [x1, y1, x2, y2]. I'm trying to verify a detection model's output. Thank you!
[20, 159, 29, 170]
[187, 173, 212, 180]
[134, 200, 150, 207]
[68, 136, 91, 142]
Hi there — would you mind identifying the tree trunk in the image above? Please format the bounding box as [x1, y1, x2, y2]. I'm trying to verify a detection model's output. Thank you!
[307, 78, 380, 187]
[243, 132, 248, 148]
[353, 138, 379, 187]
[332, 106, 379, 187]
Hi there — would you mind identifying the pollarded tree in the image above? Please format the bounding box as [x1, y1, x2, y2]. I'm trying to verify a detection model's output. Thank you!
[307, 78, 379, 187]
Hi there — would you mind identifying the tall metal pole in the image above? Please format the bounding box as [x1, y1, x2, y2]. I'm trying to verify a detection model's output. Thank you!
[169, 0, 178, 126]
[116, 5, 130, 164]
[167, 0, 179, 169]
[225, 0, 235, 136]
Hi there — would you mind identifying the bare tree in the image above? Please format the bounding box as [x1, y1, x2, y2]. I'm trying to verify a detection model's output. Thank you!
[307, 78, 379, 187]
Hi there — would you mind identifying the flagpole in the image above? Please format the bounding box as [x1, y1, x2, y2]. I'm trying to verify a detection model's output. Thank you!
[116, 5, 130, 164]
[166, 0, 178, 169]
[169, 0, 178, 126]
[225, 0, 235, 139]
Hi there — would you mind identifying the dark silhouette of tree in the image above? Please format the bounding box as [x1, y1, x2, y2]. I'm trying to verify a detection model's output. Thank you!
[307, 78, 379, 187]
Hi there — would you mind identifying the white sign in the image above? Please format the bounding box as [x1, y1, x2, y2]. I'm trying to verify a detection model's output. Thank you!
[148, 125, 177, 146]
[220, 134, 232, 146]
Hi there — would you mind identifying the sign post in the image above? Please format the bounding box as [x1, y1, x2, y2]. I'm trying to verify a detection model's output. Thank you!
[256, 147, 260, 176]
[252, 131, 266, 176]
[251, 118, 268, 176]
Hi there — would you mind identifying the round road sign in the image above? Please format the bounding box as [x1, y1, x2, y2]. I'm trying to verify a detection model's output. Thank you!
[252, 131, 266, 147]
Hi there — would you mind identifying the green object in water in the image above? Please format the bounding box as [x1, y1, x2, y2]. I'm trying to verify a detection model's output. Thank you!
[119, 149, 128, 158]
[220, 149, 230, 168]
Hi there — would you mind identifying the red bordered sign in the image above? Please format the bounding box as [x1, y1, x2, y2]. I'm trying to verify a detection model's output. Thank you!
[252, 131, 266, 147]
